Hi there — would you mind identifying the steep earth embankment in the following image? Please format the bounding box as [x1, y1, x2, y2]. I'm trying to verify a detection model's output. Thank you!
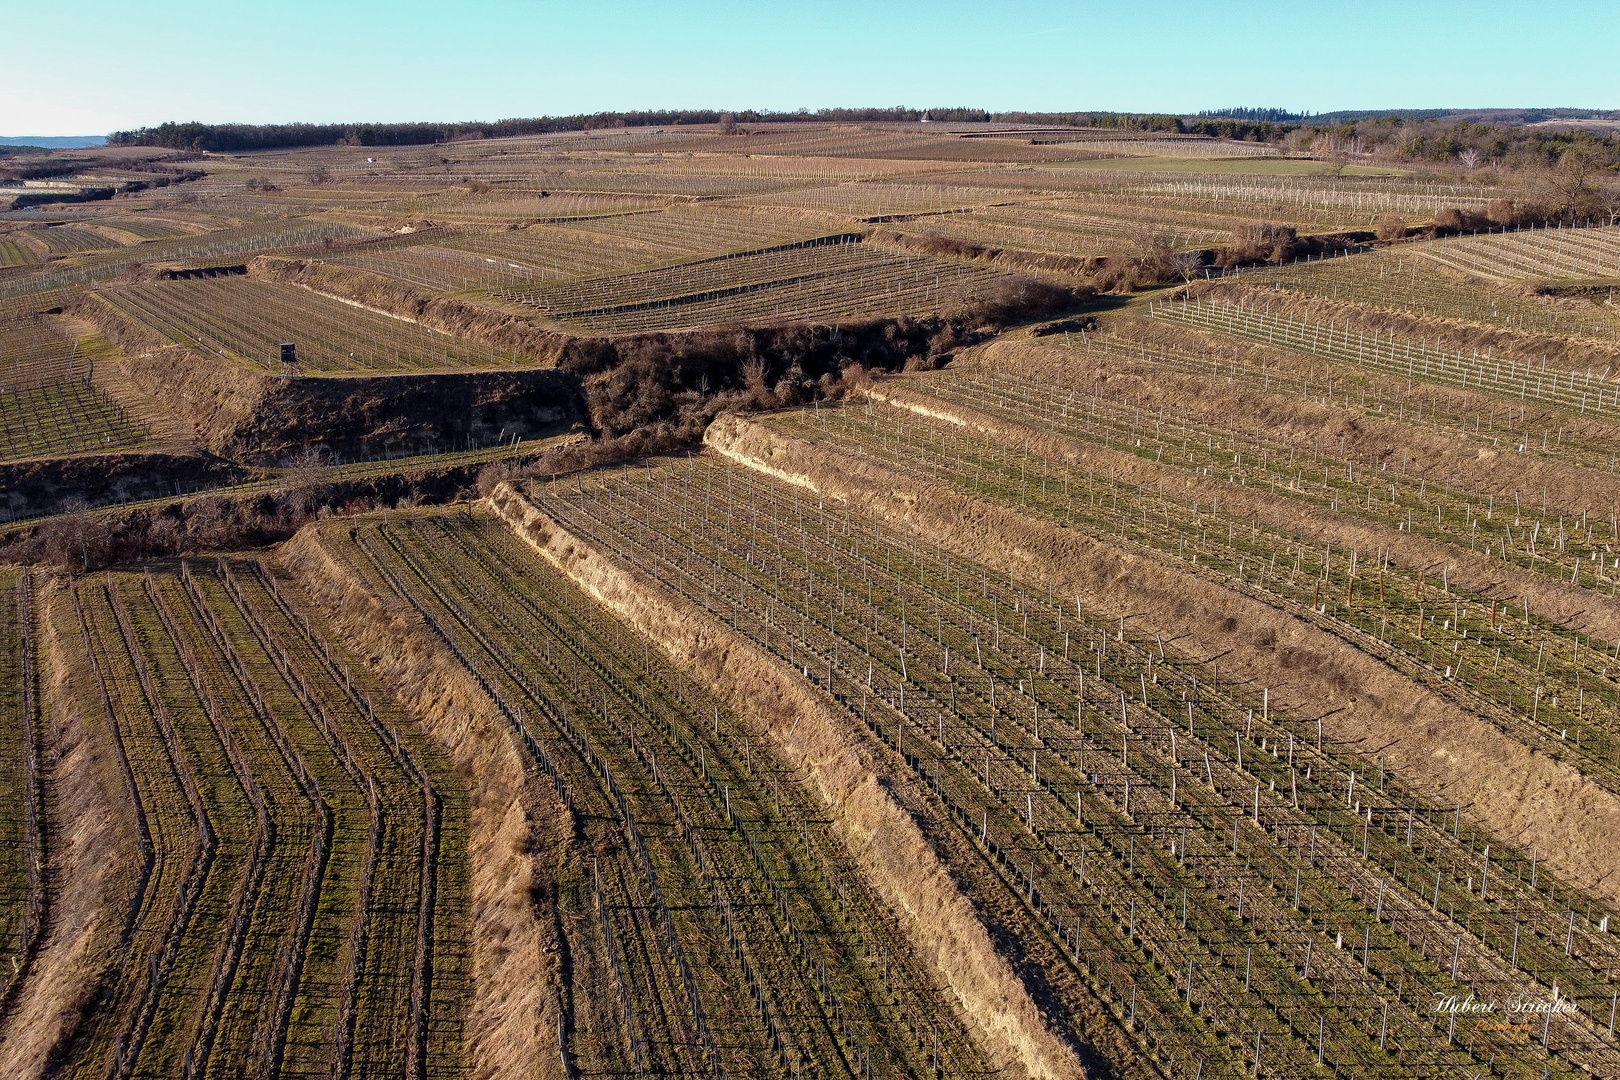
[70, 291, 582, 464]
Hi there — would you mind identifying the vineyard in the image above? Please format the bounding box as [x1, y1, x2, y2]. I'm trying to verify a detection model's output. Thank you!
[31, 559, 470, 1079]
[9, 226, 120, 258]
[1245, 249, 1620, 341]
[0, 380, 150, 459]
[4, 120, 1619, 1080]
[101, 217, 205, 241]
[499, 238, 1007, 333]
[0, 237, 43, 269]
[327, 243, 558, 291]
[303, 511, 989, 1079]
[1150, 293, 1620, 410]
[0, 571, 42, 1016]
[1412, 224, 1620, 282]
[95, 278, 536, 373]
[512, 453, 1619, 1077]
[0, 220, 373, 303]
[766, 381, 1620, 787]
[0, 314, 150, 459]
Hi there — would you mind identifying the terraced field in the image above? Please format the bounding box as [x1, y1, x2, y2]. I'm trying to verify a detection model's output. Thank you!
[0, 310, 100, 389]
[47, 559, 469, 1080]
[0, 237, 43, 269]
[328, 243, 558, 291]
[0, 315, 150, 458]
[0, 380, 151, 460]
[773, 381, 1620, 779]
[436, 225, 664, 279]
[97, 278, 534, 373]
[308, 511, 987, 1079]
[1246, 250, 1620, 341]
[0, 571, 43, 1012]
[1150, 293, 1620, 413]
[500, 238, 1007, 332]
[1413, 225, 1620, 281]
[101, 217, 205, 241]
[0, 220, 376, 305]
[6, 120, 1619, 1080]
[28, 226, 120, 257]
[517, 454, 1620, 1078]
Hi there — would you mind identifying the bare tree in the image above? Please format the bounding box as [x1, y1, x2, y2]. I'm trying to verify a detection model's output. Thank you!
[1543, 145, 1612, 221]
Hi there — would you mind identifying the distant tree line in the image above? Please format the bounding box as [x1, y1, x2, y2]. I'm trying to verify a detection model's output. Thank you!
[107, 109, 1620, 186]
[108, 108, 990, 151]
[108, 108, 1286, 152]
[1194, 108, 1304, 123]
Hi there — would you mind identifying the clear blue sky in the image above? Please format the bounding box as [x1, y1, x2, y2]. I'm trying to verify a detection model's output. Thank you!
[4, 0, 1615, 136]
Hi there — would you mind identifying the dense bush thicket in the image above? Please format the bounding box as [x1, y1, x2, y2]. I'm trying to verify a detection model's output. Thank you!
[559, 276, 1085, 441]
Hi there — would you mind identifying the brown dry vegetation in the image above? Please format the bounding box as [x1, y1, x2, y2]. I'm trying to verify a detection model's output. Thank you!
[486, 482, 1087, 1080]
[704, 412, 1620, 904]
